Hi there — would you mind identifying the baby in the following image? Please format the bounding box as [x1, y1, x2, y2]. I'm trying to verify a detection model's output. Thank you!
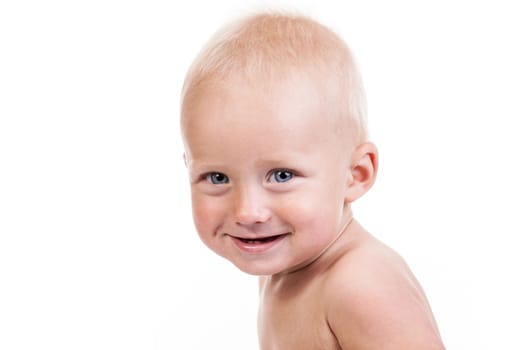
[180, 12, 445, 349]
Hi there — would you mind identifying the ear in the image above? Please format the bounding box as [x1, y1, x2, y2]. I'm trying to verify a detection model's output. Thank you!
[183, 153, 188, 168]
[344, 142, 378, 204]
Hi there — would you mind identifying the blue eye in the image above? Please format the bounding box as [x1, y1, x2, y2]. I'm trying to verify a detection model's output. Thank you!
[206, 172, 229, 184]
[270, 170, 294, 183]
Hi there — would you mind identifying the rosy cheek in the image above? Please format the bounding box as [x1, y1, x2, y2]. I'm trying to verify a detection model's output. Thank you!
[191, 195, 225, 234]
[279, 193, 317, 220]
[280, 192, 338, 232]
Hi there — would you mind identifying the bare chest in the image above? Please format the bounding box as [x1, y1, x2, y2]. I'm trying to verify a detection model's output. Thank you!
[258, 284, 341, 350]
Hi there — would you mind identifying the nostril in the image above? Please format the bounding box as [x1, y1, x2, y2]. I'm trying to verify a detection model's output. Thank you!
[234, 204, 271, 225]
[235, 210, 270, 225]
[233, 187, 271, 225]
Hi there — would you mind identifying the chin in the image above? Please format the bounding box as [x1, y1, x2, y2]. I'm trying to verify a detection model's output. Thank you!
[230, 259, 286, 276]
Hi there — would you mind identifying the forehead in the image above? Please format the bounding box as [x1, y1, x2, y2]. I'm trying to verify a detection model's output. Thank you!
[181, 75, 339, 157]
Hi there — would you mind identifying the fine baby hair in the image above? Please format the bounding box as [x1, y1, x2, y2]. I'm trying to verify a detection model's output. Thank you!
[181, 11, 368, 145]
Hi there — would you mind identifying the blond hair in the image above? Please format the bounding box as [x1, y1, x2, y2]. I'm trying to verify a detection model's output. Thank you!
[181, 12, 368, 144]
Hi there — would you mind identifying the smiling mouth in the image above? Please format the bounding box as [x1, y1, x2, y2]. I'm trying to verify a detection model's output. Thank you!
[228, 233, 289, 253]
[235, 234, 285, 244]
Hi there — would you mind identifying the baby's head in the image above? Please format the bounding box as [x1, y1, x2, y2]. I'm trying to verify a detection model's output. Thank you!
[182, 12, 368, 147]
[181, 12, 378, 276]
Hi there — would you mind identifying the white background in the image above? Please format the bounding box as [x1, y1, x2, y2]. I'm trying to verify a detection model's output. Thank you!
[1, 0, 524, 349]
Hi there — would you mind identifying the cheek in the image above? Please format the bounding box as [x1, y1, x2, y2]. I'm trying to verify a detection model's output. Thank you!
[279, 192, 339, 226]
[278, 185, 345, 235]
[191, 193, 225, 235]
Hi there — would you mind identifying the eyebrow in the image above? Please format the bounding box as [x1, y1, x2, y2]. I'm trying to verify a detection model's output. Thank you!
[253, 150, 315, 165]
[189, 148, 317, 169]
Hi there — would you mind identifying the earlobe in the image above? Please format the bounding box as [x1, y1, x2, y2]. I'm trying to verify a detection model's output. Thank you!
[344, 142, 378, 204]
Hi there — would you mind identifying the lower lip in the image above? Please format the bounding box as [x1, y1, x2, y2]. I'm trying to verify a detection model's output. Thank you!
[229, 234, 288, 254]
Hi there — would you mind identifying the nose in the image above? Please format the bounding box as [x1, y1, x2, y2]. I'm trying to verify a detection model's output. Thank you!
[233, 186, 271, 225]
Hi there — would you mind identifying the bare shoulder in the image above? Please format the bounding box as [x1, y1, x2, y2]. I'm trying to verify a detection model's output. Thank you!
[323, 233, 445, 350]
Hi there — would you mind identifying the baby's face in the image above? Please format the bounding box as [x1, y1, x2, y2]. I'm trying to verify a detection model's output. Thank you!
[182, 76, 353, 276]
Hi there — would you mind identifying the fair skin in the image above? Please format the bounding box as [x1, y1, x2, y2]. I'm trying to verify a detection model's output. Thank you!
[182, 74, 444, 349]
